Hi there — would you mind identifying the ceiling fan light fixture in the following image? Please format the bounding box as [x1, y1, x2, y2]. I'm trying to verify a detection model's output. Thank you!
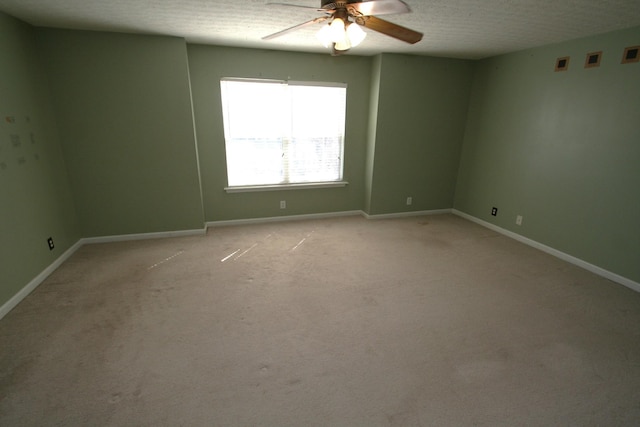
[317, 16, 365, 51]
[334, 39, 351, 51]
[316, 24, 332, 47]
[346, 22, 366, 47]
[328, 17, 346, 42]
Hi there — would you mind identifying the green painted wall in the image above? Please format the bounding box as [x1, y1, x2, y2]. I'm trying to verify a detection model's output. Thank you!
[36, 29, 205, 237]
[0, 13, 80, 307]
[187, 45, 371, 221]
[368, 54, 474, 215]
[455, 26, 640, 282]
[364, 55, 382, 214]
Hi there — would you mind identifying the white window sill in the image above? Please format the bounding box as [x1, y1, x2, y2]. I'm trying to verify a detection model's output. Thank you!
[225, 181, 349, 193]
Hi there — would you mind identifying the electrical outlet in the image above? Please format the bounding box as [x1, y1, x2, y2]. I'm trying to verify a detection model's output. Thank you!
[516, 215, 523, 226]
[280, 200, 286, 209]
[47, 237, 55, 250]
[491, 207, 498, 216]
[406, 196, 412, 205]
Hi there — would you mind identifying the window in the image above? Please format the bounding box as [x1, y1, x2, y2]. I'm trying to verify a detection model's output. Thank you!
[220, 79, 347, 190]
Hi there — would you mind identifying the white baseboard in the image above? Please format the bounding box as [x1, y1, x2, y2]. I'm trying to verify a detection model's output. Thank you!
[452, 209, 640, 294]
[82, 227, 207, 244]
[207, 210, 364, 227]
[0, 239, 84, 321]
[363, 208, 452, 220]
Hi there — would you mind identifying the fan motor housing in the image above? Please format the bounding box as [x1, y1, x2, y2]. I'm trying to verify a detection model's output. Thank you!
[321, 1, 342, 9]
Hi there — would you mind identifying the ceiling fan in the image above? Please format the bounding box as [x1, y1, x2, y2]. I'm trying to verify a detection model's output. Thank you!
[263, 0, 423, 55]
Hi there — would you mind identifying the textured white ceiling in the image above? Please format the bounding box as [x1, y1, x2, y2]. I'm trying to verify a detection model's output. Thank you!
[1, 0, 639, 59]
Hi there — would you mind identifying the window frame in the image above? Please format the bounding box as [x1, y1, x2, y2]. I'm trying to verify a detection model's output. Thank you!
[220, 78, 349, 193]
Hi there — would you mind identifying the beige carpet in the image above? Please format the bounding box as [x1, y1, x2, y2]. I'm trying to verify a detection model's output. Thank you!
[1, 214, 640, 426]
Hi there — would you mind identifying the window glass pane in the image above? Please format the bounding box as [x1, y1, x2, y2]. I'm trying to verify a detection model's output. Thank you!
[226, 139, 283, 186]
[221, 80, 287, 139]
[288, 136, 342, 183]
[290, 85, 346, 138]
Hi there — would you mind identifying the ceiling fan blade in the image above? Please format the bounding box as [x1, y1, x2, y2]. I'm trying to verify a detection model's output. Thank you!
[265, 2, 325, 12]
[262, 16, 329, 40]
[361, 15, 423, 44]
[348, 0, 411, 16]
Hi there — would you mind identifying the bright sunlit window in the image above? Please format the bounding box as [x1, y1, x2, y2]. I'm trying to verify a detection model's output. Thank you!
[220, 79, 347, 189]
